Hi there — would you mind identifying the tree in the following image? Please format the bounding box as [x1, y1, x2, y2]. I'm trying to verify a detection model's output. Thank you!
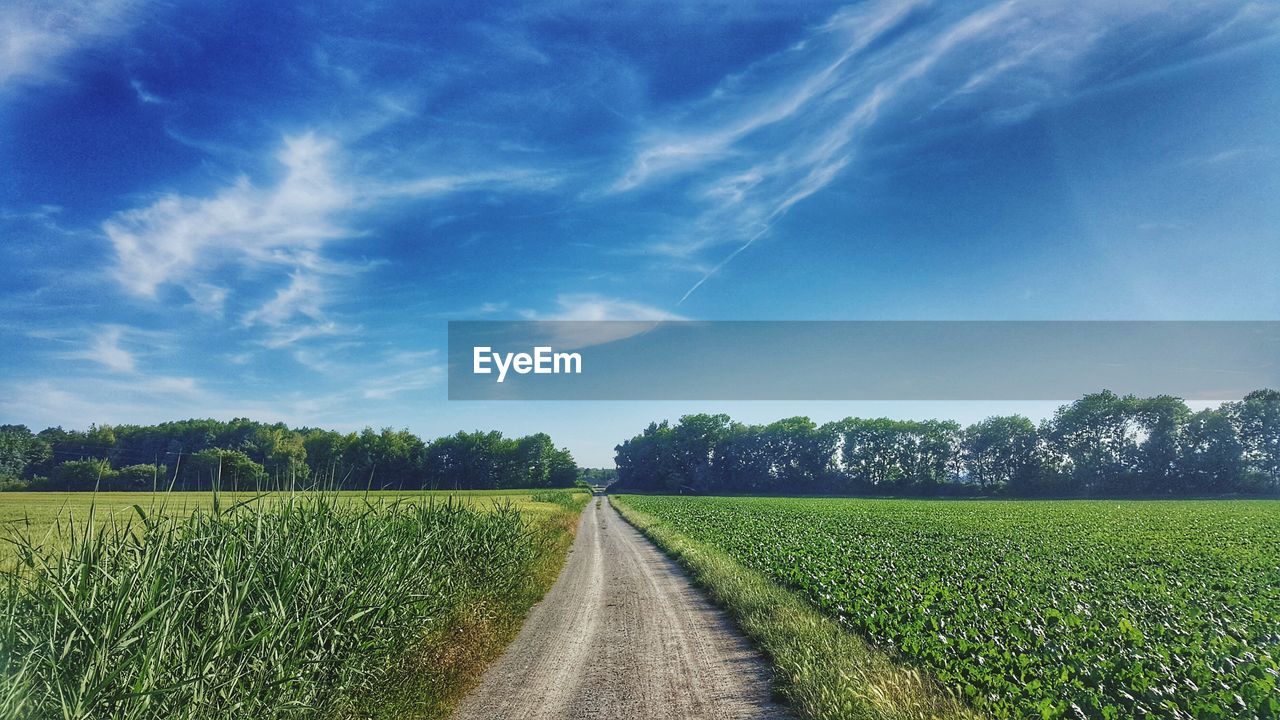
[610, 390, 1278, 499]
[302, 430, 353, 484]
[1178, 409, 1245, 494]
[423, 431, 514, 490]
[578, 467, 618, 487]
[342, 428, 428, 490]
[903, 420, 962, 493]
[46, 459, 115, 491]
[247, 426, 308, 482]
[545, 445, 578, 488]
[514, 433, 558, 487]
[3, 417, 576, 492]
[614, 421, 677, 492]
[1227, 389, 1280, 492]
[1043, 391, 1142, 496]
[0, 425, 39, 483]
[1132, 395, 1191, 495]
[962, 415, 1039, 491]
[670, 414, 737, 494]
[758, 417, 833, 494]
[184, 449, 265, 490]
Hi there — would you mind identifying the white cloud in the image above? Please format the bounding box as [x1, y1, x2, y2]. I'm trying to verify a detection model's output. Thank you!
[609, 0, 928, 194]
[129, 78, 164, 104]
[360, 367, 444, 400]
[369, 169, 560, 199]
[142, 375, 200, 395]
[187, 282, 229, 317]
[65, 324, 136, 373]
[102, 134, 359, 347]
[529, 293, 686, 322]
[0, 0, 143, 91]
[105, 133, 351, 300]
[607, 0, 1280, 302]
[260, 321, 354, 350]
[102, 132, 560, 348]
[0, 374, 318, 433]
[241, 272, 325, 327]
[516, 294, 688, 349]
[385, 349, 440, 365]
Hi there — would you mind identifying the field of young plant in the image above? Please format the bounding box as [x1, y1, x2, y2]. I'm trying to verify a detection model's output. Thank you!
[0, 489, 587, 720]
[616, 496, 1280, 719]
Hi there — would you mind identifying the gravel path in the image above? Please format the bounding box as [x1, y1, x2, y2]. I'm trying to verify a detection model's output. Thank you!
[451, 497, 792, 720]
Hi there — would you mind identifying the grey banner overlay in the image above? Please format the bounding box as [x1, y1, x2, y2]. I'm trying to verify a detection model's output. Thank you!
[448, 321, 1280, 401]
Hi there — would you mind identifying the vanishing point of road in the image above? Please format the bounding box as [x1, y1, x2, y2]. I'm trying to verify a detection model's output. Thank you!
[452, 497, 793, 720]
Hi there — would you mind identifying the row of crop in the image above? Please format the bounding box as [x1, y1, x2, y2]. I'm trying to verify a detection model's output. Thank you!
[618, 496, 1280, 719]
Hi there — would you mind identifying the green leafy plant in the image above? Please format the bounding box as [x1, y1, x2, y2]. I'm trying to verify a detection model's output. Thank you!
[618, 496, 1280, 719]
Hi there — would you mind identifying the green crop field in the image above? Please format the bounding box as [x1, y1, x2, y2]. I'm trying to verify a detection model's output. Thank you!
[615, 496, 1280, 719]
[0, 489, 588, 720]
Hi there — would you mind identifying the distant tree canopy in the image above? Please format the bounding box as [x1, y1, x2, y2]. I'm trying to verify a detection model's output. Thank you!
[613, 389, 1280, 498]
[0, 419, 578, 492]
[577, 467, 618, 486]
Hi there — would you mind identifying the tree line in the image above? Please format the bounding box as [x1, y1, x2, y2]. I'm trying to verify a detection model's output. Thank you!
[613, 389, 1280, 497]
[0, 418, 578, 492]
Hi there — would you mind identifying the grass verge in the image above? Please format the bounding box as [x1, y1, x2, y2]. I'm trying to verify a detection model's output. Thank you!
[611, 495, 980, 720]
[347, 490, 588, 720]
[0, 491, 587, 720]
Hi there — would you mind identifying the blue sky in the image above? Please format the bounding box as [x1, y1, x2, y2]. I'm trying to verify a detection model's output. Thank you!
[2, 0, 1278, 465]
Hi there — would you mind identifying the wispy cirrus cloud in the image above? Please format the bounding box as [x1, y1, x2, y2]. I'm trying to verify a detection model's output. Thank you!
[42, 323, 175, 376]
[360, 367, 445, 400]
[241, 272, 327, 328]
[515, 294, 689, 350]
[0, 373, 334, 434]
[105, 133, 350, 299]
[524, 293, 687, 322]
[102, 131, 559, 348]
[609, 0, 1280, 303]
[64, 324, 137, 374]
[0, 0, 145, 91]
[102, 133, 355, 349]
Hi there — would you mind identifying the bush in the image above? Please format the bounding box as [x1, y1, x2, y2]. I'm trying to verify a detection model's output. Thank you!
[109, 464, 166, 491]
[183, 449, 265, 490]
[44, 459, 114, 491]
[530, 489, 587, 510]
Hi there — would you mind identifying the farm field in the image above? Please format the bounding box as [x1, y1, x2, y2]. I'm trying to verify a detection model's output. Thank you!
[0, 489, 588, 720]
[0, 489, 570, 560]
[614, 496, 1280, 720]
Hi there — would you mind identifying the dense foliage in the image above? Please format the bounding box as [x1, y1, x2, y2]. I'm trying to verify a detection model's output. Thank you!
[577, 467, 618, 486]
[0, 492, 585, 719]
[0, 420, 577, 492]
[619, 496, 1280, 719]
[614, 389, 1280, 497]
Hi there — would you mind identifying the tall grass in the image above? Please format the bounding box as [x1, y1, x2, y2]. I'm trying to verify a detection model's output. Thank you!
[528, 490, 583, 509]
[0, 493, 570, 719]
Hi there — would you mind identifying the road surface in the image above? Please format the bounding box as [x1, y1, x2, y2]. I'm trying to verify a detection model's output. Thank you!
[451, 497, 793, 720]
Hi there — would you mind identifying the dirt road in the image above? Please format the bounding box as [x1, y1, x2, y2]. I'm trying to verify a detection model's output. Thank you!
[451, 497, 792, 720]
